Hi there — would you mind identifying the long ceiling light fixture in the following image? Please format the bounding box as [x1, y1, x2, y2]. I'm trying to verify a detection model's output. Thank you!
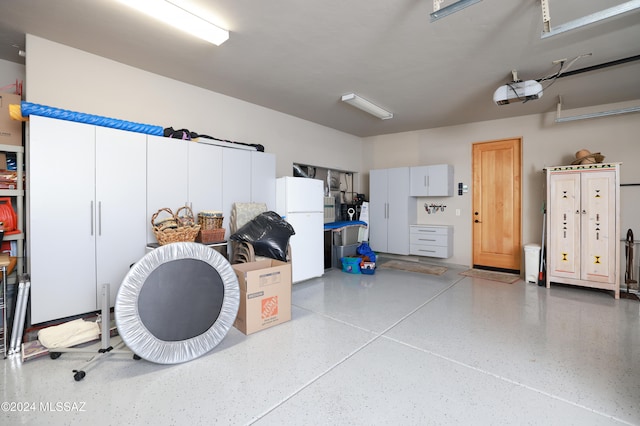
[431, 0, 483, 23]
[541, 0, 640, 39]
[117, 0, 229, 46]
[341, 93, 393, 120]
[555, 96, 640, 123]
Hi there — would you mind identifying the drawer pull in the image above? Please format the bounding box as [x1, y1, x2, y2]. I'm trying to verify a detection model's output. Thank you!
[419, 238, 436, 242]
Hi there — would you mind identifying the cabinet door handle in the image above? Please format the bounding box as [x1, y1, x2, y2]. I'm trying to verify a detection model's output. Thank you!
[90, 201, 94, 236]
[98, 201, 102, 236]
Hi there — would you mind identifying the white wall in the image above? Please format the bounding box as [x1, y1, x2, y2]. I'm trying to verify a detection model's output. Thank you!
[22, 35, 640, 272]
[363, 106, 640, 268]
[0, 58, 26, 95]
[24, 35, 364, 189]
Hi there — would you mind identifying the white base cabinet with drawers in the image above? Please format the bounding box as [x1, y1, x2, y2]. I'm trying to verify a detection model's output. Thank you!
[409, 225, 453, 258]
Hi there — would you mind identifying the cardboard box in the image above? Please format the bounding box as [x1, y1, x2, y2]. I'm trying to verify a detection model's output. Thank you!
[0, 93, 22, 146]
[232, 259, 292, 335]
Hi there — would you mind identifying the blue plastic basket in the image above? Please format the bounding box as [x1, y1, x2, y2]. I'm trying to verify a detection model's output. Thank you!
[360, 261, 376, 275]
[341, 256, 361, 274]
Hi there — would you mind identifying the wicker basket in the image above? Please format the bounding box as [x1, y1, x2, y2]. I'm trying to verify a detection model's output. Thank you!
[196, 228, 226, 244]
[152, 207, 201, 245]
[198, 211, 224, 230]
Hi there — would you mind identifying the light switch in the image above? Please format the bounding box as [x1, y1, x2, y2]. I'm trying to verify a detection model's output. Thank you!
[456, 209, 461, 216]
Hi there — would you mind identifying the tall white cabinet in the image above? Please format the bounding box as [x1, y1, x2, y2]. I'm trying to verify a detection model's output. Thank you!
[545, 163, 620, 299]
[29, 118, 277, 324]
[29, 116, 147, 323]
[369, 167, 416, 255]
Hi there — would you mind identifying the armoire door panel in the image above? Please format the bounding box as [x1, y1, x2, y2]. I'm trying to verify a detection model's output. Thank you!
[581, 171, 615, 283]
[548, 173, 580, 279]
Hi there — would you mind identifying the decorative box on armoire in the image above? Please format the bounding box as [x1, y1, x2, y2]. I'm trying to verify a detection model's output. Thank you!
[545, 163, 620, 299]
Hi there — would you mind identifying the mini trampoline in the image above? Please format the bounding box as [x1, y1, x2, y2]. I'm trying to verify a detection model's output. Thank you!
[115, 242, 239, 364]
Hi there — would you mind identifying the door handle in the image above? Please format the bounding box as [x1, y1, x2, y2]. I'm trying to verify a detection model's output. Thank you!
[98, 201, 102, 236]
[90, 201, 94, 236]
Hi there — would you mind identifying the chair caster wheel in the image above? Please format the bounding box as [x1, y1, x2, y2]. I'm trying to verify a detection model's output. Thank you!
[73, 370, 86, 381]
[133, 354, 141, 360]
[50, 352, 61, 360]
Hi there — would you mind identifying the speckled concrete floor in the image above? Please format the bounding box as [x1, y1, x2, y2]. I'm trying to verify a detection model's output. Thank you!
[2, 265, 639, 425]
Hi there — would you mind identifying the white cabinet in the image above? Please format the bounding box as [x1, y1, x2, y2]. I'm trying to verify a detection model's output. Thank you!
[250, 151, 276, 210]
[410, 225, 453, 258]
[146, 136, 223, 244]
[410, 164, 454, 196]
[369, 168, 416, 255]
[29, 116, 147, 323]
[29, 118, 277, 324]
[545, 163, 620, 299]
[188, 142, 223, 217]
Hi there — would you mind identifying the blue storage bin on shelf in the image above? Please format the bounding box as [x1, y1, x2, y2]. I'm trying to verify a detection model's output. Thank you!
[341, 256, 361, 274]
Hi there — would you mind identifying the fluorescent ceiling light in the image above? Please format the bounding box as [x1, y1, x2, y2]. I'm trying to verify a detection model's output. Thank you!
[556, 105, 640, 123]
[541, 0, 640, 39]
[555, 97, 640, 122]
[431, 0, 482, 23]
[117, 0, 229, 46]
[341, 93, 393, 120]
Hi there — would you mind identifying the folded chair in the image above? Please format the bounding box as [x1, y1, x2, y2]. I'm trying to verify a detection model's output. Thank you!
[229, 202, 291, 264]
[230, 202, 267, 264]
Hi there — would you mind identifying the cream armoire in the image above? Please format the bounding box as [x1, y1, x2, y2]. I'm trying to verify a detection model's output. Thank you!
[545, 163, 620, 299]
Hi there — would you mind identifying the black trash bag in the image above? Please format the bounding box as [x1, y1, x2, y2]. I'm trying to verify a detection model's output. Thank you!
[230, 211, 295, 262]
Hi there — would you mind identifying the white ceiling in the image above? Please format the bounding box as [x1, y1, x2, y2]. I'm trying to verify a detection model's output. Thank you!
[0, 0, 639, 137]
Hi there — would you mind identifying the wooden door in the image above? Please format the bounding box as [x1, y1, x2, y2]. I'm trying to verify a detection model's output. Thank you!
[472, 138, 522, 272]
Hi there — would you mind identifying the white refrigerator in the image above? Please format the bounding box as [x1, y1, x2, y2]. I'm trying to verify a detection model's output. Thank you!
[276, 177, 324, 283]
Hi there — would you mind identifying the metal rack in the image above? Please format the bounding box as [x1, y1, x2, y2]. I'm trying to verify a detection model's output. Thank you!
[0, 144, 25, 285]
[0, 255, 9, 358]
